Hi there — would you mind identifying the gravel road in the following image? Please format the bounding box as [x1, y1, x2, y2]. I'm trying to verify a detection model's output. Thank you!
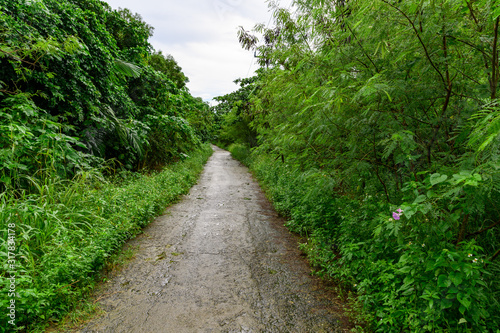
[77, 146, 349, 333]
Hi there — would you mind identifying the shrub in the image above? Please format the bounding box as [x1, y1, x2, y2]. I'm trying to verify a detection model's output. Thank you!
[234, 150, 500, 332]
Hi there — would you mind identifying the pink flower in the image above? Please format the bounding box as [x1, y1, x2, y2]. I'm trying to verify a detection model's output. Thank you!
[392, 212, 400, 220]
[396, 208, 403, 214]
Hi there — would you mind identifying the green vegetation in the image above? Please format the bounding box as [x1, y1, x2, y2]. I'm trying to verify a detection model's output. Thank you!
[0, 0, 214, 331]
[0, 0, 214, 183]
[213, 77, 259, 148]
[217, 0, 500, 331]
[4, 0, 500, 330]
[0, 144, 211, 332]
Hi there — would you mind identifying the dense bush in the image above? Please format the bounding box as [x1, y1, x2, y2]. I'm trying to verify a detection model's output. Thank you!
[231, 147, 499, 332]
[0, 0, 213, 180]
[226, 143, 252, 165]
[212, 77, 259, 148]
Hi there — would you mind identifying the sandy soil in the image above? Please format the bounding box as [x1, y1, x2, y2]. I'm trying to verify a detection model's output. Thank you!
[76, 146, 350, 333]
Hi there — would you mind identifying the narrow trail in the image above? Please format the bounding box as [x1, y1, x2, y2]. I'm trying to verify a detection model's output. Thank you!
[77, 146, 350, 333]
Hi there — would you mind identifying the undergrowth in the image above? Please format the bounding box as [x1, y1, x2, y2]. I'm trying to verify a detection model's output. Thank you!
[228, 145, 500, 332]
[0, 144, 212, 332]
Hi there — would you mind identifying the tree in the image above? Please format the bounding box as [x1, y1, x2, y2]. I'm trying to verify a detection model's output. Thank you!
[148, 50, 189, 90]
[0, 0, 213, 179]
[213, 76, 259, 147]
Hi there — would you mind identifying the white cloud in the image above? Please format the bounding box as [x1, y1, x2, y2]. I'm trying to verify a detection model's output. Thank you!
[104, 0, 274, 101]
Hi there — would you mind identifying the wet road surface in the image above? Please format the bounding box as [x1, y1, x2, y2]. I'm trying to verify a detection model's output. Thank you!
[77, 146, 349, 333]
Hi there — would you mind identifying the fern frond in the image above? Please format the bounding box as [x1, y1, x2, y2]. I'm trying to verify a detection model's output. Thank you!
[113, 59, 141, 78]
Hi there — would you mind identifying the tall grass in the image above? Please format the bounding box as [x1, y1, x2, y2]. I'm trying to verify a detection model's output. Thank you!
[0, 144, 212, 332]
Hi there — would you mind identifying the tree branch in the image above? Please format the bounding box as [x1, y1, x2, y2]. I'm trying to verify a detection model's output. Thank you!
[447, 34, 488, 57]
[491, 16, 500, 99]
[466, 219, 500, 238]
[464, 0, 479, 27]
[0, 49, 37, 67]
[345, 22, 380, 73]
[380, 0, 447, 88]
[456, 214, 470, 245]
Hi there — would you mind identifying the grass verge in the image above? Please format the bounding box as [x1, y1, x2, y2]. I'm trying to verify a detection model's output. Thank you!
[0, 144, 212, 332]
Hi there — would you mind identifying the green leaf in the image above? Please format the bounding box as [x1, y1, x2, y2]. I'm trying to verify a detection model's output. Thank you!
[449, 272, 463, 287]
[430, 173, 448, 186]
[399, 253, 409, 264]
[426, 190, 436, 198]
[113, 59, 141, 78]
[493, 6, 500, 20]
[403, 205, 417, 219]
[398, 266, 412, 274]
[464, 173, 482, 186]
[382, 89, 392, 102]
[441, 299, 453, 309]
[437, 274, 451, 288]
[75, 142, 87, 149]
[457, 293, 471, 310]
[477, 133, 496, 151]
[403, 276, 414, 285]
[413, 195, 426, 204]
[402, 287, 415, 296]
[446, 293, 457, 299]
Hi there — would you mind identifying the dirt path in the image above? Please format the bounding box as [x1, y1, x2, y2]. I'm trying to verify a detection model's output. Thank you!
[77, 146, 350, 333]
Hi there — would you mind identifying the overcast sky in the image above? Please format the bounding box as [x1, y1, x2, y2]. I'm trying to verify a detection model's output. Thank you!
[103, 0, 285, 102]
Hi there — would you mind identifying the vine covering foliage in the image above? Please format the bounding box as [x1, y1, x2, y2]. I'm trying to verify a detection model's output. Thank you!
[218, 0, 500, 331]
[0, 0, 214, 185]
[0, 0, 215, 330]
